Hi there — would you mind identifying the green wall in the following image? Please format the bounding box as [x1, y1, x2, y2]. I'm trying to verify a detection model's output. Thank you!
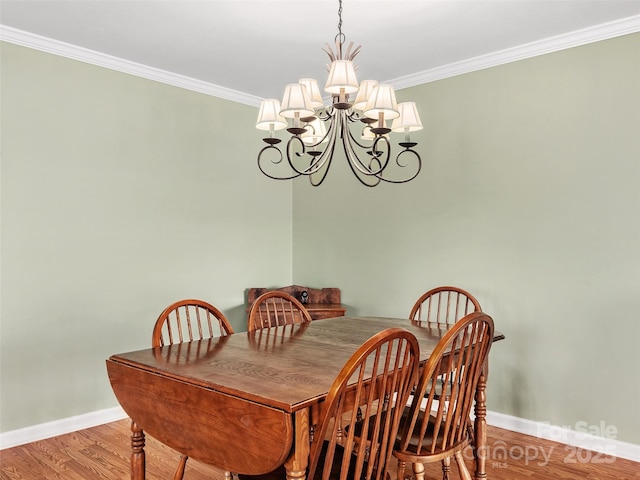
[2, 32, 639, 448]
[293, 33, 640, 444]
[0, 42, 293, 432]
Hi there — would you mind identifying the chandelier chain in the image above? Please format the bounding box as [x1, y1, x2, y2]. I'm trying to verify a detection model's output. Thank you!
[334, 0, 346, 56]
[337, 0, 343, 38]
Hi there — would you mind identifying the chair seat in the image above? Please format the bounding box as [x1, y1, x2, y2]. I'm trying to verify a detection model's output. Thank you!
[393, 409, 471, 462]
[349, 405, 471, 462]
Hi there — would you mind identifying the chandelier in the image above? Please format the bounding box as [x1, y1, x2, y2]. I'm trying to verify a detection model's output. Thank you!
[255, 0, 423, 187]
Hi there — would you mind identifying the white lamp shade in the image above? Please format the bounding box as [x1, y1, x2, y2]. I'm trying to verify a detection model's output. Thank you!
[256, 99, 288, 131]
[301, 118, 328, 145]
[280, 83, 315, 118]
[353, 79, 378, 111]
[324, 60, 359, 95]
[299, 78, 324, 109]
[391, 102, 423, 132]
[364, 84, 400, 120]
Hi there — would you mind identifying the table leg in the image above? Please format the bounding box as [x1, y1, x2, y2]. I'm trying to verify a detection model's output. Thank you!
[473, 371, 487, 480]
[130, 420, 146, 480]
[284, 409, 310, 480]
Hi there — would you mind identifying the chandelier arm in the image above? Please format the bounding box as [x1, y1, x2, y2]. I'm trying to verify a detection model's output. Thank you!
[316, 108, 332, 122]
[303, 113, 333, 152]
[307, 149, 334, 176]
[343, 137, 382, 187]
[344, 125, 391, 166]
[339, 115, 383, 187]
[304, 113, 340, 177]
[345, 109, 363, 122]
[344, 116, 382, 151]
[257, 144, 303, 181]
[286, 135, 318, 176]
[277, 112, 339, 185]
[344, 130, 422, 184]
[307, 109, 345, 185]
[305, 143, 335, 179]
[369, 136, 393, 174]
[309, 156, 333, 186]
[343, 127, 391, 178]
[364, 138, 423, 184]
[346, 160, 382, 187]
[375, 148, 423, 184]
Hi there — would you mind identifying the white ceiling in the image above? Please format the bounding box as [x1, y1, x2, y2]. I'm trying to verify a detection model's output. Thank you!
[1, 0, 639, 104]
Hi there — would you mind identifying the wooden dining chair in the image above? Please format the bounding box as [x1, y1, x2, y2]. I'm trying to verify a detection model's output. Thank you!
[247, 290, 312, 332]
[239, 327, 420, 480]
[152, 298, 234, 347]
[393, 311, 494, 480]
[409, 287, 482, 406]
[151, 298, 234, 480]
[409, 286, 481, 326]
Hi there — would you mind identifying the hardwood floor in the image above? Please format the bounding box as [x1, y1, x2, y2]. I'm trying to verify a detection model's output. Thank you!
[1, 419, 638, 479]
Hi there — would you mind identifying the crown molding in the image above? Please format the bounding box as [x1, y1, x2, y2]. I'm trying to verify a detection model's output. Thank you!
[2, 14, 639, 103]
[0, 25, 263, 107]
[389, 14, 640, 89]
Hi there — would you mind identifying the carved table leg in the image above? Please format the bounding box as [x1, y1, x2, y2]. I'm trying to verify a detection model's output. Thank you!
[474, 372, 487, 480]
[130, 420, 146, 480]
[285, 409, 310, 480]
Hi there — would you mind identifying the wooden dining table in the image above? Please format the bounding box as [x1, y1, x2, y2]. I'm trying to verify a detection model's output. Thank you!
[106, 315, 504, 480]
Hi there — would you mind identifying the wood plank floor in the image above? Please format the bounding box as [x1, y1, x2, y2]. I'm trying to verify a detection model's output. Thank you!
[1, 419, 638, 479]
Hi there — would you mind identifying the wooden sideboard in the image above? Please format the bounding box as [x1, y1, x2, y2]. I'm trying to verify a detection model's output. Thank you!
[246, 285, 346, 320]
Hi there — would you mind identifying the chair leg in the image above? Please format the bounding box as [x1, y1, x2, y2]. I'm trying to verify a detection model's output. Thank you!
[441, 456, 450, 480]
[173, 455, 188, 480]
[454, 451, 472, 480]
[412, 462, 426, 480]
[396, 460, 406, 480]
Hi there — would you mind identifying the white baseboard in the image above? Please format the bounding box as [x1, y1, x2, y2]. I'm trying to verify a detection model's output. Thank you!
[0, 406, 127, 450]
[2, 407, 638, 464]
[487, 411, 640, 463]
